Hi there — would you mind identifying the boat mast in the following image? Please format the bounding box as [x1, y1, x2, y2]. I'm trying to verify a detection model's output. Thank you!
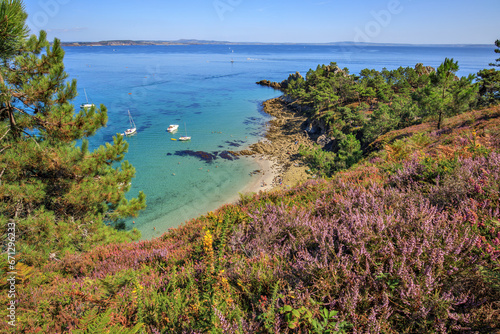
[128, 110, 136, 128]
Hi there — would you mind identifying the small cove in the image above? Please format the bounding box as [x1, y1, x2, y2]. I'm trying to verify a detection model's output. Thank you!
[63, 44, 495, 239]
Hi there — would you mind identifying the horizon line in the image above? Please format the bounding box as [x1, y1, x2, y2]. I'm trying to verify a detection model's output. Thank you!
[58, 39, 494, 47]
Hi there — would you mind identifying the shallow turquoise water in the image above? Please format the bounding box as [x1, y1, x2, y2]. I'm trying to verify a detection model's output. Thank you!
[62, 44, 495, 239]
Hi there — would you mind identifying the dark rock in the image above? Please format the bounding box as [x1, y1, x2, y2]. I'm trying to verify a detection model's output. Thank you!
[174, 150, 218, 163]
[305, 119, 325, 134]
[238, 149, 254, 156]
[415, 63, 436, 76]
[174, 150, 240, 163]
[256, 72, 304, 92]
[256, 80, 282, 90]
[225, 141, 242, 148]
[316, 134, 333, 148]
[219, 151, 239, 161]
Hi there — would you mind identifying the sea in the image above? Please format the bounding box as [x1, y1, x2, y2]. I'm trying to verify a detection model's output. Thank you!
[62, 44, 496, 239]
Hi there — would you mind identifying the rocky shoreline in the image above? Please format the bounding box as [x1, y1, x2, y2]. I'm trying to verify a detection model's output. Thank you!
[239, 96, 319, 190]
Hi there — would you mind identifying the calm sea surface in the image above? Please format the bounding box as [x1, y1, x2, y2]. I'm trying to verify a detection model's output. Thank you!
[62, 44, 495, 239]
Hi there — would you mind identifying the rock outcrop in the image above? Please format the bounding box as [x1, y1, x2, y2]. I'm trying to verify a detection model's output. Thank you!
[256, 72, 304, 91]
[256, 80, 283, 90]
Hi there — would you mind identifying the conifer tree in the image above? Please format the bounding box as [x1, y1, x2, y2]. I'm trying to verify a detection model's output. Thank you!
[0, 0, 28, 60]
[0, 0, 146, 264]
[417, 58, 477, 129]
[489, 39, 500, 67]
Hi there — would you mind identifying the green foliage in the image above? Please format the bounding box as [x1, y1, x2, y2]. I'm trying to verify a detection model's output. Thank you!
[300, 144, 337, 177]
[1, 4, 499, 333]
[300, 134, 362, 177]
[336, 134, 362, 169]
[280, 305, 350, 333]
[285, 58, 481, 178]
[416, 58, 478, 129]
[280, 304, 313, 330]
[0, 1, 146, 265]
[376, 272, 400, 291]
[310, 309, 351, 334]
[72, 309, 144, 334]
[363, 104, 398, 143]
[477, 68, 500, 105]
[0, 0, 29, 59]
[489, 39, 500, 67]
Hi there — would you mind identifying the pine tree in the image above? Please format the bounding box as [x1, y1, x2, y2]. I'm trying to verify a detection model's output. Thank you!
[0, 0, 28, 60]
[417, 58, 477, 130]
[489, 39, 500, 67]
[0, 0, 146, 264]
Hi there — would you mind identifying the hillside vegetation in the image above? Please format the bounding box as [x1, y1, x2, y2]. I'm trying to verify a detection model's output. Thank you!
[259, 58, 500, 178]
[2, 1, 500, 332]
[1, 105, 500, 333]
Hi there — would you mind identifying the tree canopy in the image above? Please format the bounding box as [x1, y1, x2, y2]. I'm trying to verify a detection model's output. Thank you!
[282, 59, 485, 176]
[489, 39, 500, 67]
[0, 0, 146, 264]
[0, 0, 28, 60]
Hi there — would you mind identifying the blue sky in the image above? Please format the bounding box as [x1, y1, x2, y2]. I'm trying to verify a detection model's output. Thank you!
[25, 0, 500, 44]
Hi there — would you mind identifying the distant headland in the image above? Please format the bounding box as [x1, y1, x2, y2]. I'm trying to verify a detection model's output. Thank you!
[60, 39, 491, 47]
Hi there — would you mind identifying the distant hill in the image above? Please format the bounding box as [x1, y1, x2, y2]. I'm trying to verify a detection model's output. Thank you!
[60, 39, 492, 47]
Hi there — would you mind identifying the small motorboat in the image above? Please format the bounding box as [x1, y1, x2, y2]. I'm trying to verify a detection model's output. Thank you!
[167, 124, 179, 132]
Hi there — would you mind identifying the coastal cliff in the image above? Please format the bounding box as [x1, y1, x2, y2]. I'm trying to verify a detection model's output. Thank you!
[8, 103, 500, 332]
[5, 38, 500, 331]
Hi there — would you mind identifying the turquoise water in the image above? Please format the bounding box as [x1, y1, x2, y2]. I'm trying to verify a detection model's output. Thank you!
[62, 44, 496, 239]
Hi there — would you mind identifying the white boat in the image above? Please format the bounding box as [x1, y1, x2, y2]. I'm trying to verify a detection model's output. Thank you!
[80, 88, 95, 109]
[122, 110, 137, 136]
[167, 124, 179, 132]
[179, 122, 191, 141]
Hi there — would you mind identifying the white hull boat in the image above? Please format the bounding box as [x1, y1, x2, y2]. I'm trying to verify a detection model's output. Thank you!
[179, 122, 190, 141]
[80, 88, 95, 109]
[121, 110, 137, 136]
[167, 124, 179, 132]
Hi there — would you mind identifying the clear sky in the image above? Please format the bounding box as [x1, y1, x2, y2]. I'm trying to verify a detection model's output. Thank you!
[25, 0, 500, 44]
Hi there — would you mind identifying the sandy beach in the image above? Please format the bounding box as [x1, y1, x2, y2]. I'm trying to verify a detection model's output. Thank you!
[230, 96, 318, 201]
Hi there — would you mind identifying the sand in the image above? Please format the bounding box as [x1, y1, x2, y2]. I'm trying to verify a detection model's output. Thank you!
[232, 96, 318, 201]
[226, 156, 280, 204]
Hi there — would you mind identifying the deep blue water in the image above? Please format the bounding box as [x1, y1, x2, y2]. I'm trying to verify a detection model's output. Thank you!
[62, 44, 496, 239]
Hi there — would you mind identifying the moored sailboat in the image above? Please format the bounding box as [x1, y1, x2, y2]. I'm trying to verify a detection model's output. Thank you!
[121, 110, 137, 136]
[179, 122, 191, 141]
[80, 88, 95, 109]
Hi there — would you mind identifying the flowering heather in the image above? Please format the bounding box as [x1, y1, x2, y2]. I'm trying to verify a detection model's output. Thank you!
[1, 134, 500, 332]
[231, 180, 482, 332]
